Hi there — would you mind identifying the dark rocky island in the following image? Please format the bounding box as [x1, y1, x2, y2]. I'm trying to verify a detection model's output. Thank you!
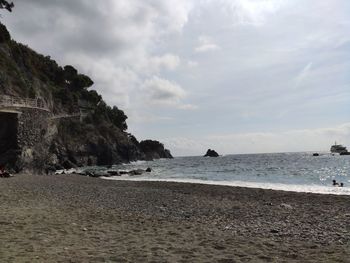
[204, 149, 219, 157]
[0, 23, 172, 174]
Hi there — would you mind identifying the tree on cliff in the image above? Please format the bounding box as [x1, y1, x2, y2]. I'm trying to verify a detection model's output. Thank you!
[0, 0, 14, 12]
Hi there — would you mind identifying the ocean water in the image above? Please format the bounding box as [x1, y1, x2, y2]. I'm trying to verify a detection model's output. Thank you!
[100, 152, 350, 195]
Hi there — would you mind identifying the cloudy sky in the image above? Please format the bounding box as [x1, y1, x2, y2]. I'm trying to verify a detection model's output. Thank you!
[2, 0, 350, 156]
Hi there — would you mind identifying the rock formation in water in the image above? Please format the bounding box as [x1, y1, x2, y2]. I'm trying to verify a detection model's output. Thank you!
[204, 149, 219, 157]
[0, 23, 172, 173]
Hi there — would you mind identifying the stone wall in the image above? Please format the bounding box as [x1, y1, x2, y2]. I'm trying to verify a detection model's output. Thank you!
[17, 108, 51, 148]
[0, 108, 53, 172]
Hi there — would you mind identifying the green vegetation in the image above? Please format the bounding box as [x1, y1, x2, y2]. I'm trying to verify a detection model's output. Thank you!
[0, 21, 172, 170]
[0, 22, 128, 131]
[0, 23, 10, 42]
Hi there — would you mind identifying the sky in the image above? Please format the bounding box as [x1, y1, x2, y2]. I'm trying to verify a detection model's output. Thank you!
[2, 0, 350, 156]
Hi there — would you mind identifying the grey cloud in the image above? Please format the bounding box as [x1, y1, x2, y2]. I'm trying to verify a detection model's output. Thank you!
[2, 0, 349, 154]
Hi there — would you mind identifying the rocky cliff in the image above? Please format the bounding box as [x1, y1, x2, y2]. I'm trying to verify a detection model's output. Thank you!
[0, 23, 172, 173]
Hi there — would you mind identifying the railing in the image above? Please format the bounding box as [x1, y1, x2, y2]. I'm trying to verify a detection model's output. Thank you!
[50, 113, 81, 120]
[0, 95, 50, 111]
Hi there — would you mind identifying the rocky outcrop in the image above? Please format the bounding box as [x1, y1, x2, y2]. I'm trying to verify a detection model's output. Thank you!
[45, 119, 144, 171]
[139, 140, 173, 161]
[204, 149, 219, 157]
[0, 23, 173, 173]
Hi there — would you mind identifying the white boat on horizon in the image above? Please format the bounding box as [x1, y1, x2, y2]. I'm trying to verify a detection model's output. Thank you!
[330, 142, 348, 154]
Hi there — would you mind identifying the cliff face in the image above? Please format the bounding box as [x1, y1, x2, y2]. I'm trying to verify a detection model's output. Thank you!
[0, 23, 172, 173]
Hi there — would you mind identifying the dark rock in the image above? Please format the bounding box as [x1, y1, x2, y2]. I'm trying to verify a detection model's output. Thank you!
[107, 170, 121, 176]
[45, 165, 56, 175]
[62, 159, 77, 169]
[89, 172, 101, 178]
[312, 153, 319, 156]
[340, 152, 350, 155]
[139, 140, 173, 161]
[146, 167, 152, 172]
[204, 149, 219, 157]
[129, 169, 144, 176]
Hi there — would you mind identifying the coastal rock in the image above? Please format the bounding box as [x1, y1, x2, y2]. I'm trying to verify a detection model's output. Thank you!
[129, 169, 144, 176]
[139, 140, 173, 161]
[107, 170, 121, 176]
[204, 149, 219, 157]
[0, 22, 173, 174]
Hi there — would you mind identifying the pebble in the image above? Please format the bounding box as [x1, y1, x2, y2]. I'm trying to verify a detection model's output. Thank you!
[280, 203, 293, 209]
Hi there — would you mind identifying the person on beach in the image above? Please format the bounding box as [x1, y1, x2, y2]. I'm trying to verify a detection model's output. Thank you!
[0, 165, 4, 177]
[332, 180, 345, 187]
[0, 165, 11, 178]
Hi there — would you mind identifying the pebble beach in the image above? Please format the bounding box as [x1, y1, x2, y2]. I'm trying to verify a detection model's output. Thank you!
[0, 174, 349, 262]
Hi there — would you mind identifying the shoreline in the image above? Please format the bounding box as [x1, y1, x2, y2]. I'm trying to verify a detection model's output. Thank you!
[102, 176, 350, 196]
[0, 173, 349, 261]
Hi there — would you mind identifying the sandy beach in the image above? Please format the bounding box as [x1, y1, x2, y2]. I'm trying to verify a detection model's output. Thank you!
[0, 174, 349, 262]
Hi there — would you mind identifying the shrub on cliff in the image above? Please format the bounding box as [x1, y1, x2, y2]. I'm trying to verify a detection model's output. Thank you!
[0, 0, 14, 12]
[0, 23, 10, 43]
[90, 101, 128, 131]
[64, 65, 94, 90]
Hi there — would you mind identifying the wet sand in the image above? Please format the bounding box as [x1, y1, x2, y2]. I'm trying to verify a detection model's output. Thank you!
[0, 174, 349, 262]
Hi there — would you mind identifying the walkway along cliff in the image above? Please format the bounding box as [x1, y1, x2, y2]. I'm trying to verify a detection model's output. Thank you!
[0, 23, 172, 173]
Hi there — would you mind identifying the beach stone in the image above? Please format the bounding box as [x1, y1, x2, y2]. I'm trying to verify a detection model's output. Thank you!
[280, 203, 293, 209]
[129, 169, 144, 176]
[107, 170, 120, 176]
[270, 229, 279, 234]
[146, 167, 152, 172]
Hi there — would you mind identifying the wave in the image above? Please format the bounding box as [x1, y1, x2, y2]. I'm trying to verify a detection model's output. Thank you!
[102, 177, 350, 196]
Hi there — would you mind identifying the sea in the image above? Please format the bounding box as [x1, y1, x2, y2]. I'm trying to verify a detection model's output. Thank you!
[90, 152, 350, 195]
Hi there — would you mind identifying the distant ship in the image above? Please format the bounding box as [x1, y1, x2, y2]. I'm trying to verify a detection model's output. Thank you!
[330, 142, 348, 154]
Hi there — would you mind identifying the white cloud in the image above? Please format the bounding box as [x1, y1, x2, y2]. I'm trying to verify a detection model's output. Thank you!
[143, 76, 186, 106]
[195, 35, 220, 53]
[149, 54, 181, 72]
[217, 0, 286, 26]
[177, 104, 199, 110]
[128, 112, 173, 124]
[295, 62, 313, 88]
[186, 60, 199, 68]
[3, 0, 194, 109]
